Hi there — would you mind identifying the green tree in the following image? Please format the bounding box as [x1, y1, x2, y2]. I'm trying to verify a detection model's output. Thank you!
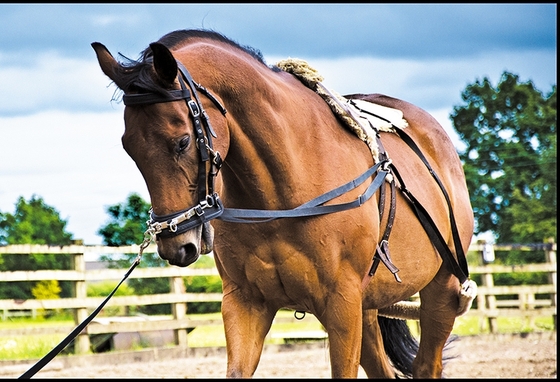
[0, 195, 73, 245]
[0, 195, 74, 299]
[98, 193, 151, 247]
[451, 72, 556, 258]
[97, 193, 170, 314]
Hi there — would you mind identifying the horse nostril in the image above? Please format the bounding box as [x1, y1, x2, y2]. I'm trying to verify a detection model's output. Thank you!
[183, 242, 199, 259]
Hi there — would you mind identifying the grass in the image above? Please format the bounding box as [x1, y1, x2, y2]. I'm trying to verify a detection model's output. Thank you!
[0, 312, 555, 361]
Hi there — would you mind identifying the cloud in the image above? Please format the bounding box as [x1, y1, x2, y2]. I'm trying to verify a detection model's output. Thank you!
[0, 4, 556, 59]
[0, 3, 556, 245]
[268, 48, 557, 111]
[0, 110, 149, 244]
[0, 52, 121, 116]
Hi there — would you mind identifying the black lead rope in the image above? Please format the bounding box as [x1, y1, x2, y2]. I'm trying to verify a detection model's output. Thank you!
[19, 255, 144, 379]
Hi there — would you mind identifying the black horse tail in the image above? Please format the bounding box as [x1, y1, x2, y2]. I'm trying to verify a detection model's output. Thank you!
[379, 315, 418, 378]
[379, 316, 458, 378]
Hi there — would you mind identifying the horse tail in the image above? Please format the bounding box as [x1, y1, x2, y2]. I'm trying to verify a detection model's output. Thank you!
[379, 316, 418, 378]
[379, 315, 459, 378]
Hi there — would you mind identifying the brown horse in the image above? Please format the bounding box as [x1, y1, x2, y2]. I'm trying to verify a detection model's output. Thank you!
[92, 29, 476, 378]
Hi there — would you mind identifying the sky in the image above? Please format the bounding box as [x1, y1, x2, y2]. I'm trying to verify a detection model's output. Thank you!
[0, 4, 557, 246]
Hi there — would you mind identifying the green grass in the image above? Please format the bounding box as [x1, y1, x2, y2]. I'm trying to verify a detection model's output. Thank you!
[0, 333, 68, 360]
[451, 315, 555, 335]
[1, 312, 554, 361]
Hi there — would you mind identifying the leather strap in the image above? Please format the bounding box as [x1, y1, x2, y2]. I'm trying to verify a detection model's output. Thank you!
[219, 161, 389, 222]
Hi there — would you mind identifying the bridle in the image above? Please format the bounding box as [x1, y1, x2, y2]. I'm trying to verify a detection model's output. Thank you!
[123, 61, 227, 238]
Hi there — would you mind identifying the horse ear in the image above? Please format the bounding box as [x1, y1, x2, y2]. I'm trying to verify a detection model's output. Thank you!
[92, 42, 126, 89]
[150, 43, 178, 86]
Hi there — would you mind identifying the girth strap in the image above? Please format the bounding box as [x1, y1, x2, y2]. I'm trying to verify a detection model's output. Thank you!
[362, 135, 400, 289]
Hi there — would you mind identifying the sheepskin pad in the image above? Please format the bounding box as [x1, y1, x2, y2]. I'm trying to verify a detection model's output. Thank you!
[276, 58, 408, 163]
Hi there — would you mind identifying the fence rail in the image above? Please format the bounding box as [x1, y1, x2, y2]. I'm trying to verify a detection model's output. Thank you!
[0, 241, 556, 354]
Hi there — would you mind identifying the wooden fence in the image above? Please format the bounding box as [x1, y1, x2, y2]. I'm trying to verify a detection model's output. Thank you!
[0, 240, 556, 355]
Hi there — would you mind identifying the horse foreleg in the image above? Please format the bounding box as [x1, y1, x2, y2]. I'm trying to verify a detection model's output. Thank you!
[360, 309, 396, 378]
[322, 284, 363, 378]
[221, 289, 275, 378]
[413, 269, 460, 378]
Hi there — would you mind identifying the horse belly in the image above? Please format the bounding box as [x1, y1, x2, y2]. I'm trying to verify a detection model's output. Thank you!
[363, 191, 444, 309]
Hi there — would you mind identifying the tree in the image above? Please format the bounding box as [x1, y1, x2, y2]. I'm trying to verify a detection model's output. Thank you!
[0, 195, 74, 299]
[0, 195, 73, 246]
[98, 193, 151, 247]
[451, 72, 556, 254]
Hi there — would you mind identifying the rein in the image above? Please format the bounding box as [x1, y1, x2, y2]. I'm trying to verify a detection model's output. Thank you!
[19, 235, 154, 379]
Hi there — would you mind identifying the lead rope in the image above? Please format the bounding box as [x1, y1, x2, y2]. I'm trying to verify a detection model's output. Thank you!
[19, 232, 154, 379]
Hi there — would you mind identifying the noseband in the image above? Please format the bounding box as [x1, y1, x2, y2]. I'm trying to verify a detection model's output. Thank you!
[123, 60, 227, 238]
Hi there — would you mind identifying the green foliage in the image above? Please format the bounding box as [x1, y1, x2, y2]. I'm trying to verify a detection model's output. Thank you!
[0, 195, 73, 245]
[0, 195, 74, 299]
[183, 255, 223, 313]
[185, 274, 222, 314]
[31, 280, 62, 318]
[451, 72, 556, 244]
[86, 281, 135, 297]
[87, 281, 137, 316]
[97, 192, 151, 246]
[493, 270, 548, 286]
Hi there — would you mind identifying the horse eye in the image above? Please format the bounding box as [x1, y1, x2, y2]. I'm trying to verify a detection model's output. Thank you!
[177, 136, 190, 153]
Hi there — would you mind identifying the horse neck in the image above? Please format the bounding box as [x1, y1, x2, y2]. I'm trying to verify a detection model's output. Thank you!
[217, 73, 360, 209]
[176, 44, 363, 208]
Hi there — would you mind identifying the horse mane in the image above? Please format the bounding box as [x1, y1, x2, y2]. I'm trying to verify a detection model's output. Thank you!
[110, 28, 276, 100]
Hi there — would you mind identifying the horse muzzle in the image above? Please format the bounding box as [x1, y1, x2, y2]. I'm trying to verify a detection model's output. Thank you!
[156, 222, 215, 267]
[147, 194, 223, 266]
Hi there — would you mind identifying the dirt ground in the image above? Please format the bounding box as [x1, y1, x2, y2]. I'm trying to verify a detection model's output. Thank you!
[2, 332, 556, 379]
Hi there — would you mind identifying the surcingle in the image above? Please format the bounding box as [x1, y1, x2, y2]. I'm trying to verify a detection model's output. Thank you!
[276, 58, 408, 163]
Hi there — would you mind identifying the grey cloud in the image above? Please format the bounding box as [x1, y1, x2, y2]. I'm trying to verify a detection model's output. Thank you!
[0, 4, 556, 60]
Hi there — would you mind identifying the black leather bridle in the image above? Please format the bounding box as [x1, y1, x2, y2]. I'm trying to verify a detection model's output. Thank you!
[123, 61, 226, 238]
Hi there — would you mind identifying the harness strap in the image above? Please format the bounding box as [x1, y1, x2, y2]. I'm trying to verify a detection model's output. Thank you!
[393, 129, 469, 282]
[390, 162, 469, 284]
[362, 135, 400, 289]
[219, 160, 388, 222]
[351, 102, 470, 284]
[122, 88, 191, 105]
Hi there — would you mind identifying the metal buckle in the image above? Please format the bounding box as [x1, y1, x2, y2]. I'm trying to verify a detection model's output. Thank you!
[187, 99, 200, 117]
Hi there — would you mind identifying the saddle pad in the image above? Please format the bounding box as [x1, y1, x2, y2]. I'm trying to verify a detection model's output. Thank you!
[276, 57, 408, 163]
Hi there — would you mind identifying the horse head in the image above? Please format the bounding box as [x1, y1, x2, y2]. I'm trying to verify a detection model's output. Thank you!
[92, 41, 228, 267]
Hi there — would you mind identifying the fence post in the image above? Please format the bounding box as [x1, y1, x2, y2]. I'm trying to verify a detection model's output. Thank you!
[545, 238, 557, 330]
[479, 241, 498, 333]
[170, 276, 188, 347]
[71, 248, 90, 354]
